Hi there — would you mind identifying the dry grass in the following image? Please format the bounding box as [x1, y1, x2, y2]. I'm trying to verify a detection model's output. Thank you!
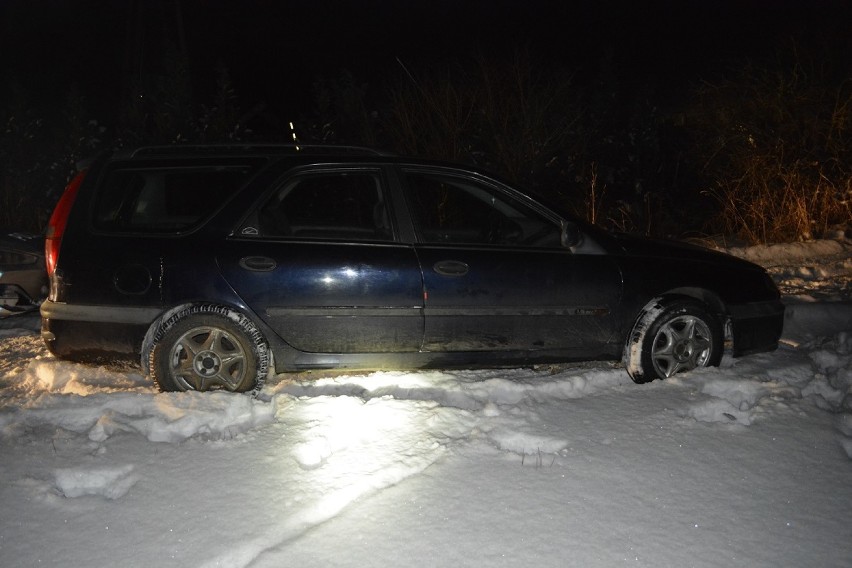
[694, 47, 852, 244]
[708, 158, 851, 244]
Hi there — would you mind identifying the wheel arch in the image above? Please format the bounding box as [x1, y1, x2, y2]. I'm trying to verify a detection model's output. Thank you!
[653, 287, 728, 321]
[625, 288, 729, 341]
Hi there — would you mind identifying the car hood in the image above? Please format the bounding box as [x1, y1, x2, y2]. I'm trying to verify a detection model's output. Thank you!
[611, 232, 762, 271]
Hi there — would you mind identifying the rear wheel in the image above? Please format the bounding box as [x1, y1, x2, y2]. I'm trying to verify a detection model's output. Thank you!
[623, 298, 723, 383]
[148, 306, 268, 392]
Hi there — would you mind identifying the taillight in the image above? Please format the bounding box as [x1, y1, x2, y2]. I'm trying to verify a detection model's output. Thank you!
[45, 169, 87, 276]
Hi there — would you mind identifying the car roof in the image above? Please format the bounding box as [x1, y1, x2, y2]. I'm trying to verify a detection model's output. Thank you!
[104, 144, 513, 181]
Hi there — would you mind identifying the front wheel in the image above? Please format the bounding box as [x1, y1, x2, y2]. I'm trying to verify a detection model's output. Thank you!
[623, 298, 723, 383]
[147, 305, 268, 393]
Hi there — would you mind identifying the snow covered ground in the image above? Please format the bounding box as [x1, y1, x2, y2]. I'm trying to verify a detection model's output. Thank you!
[1, 239, 850, 568]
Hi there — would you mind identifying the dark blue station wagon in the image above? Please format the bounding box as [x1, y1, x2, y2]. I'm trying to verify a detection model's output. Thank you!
[41, 145, 784, 392]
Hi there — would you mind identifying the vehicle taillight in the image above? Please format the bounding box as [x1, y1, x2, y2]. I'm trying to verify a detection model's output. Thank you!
[45, 169, 87, 276]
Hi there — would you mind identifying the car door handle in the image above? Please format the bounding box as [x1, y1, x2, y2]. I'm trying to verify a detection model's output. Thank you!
[433, 260, 469, 277]
[239, 256, 277, 272]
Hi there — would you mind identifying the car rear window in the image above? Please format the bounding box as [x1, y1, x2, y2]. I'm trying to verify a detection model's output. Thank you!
[92, 166, 253, 233]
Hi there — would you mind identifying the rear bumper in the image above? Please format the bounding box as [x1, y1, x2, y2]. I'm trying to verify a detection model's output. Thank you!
[728, 300, 785, 357]
[40, 300, 162, 362]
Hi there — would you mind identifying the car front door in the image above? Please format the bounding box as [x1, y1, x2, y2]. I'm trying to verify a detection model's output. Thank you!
[218, 167, 423, 353]
[399, 167, 622, 354]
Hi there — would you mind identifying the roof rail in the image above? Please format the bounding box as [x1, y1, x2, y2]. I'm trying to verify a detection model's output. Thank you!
[129, 144, 392, 158]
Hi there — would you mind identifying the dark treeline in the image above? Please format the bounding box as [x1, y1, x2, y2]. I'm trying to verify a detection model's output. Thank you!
[1, 35, 850, 243]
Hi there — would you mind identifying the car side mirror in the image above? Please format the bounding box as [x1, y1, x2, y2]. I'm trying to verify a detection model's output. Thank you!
[560, 220, 581, 248]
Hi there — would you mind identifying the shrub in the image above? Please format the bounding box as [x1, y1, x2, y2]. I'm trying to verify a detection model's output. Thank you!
[689, 46, 852, 243]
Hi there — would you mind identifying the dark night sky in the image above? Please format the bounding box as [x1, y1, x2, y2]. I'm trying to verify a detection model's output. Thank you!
[2, 0, 851, 121]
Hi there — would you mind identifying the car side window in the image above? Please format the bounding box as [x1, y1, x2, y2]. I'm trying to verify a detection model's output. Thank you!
[248, 172, 393, 241]
[402, 171, 562, 247]
[94, 167, 252, 233]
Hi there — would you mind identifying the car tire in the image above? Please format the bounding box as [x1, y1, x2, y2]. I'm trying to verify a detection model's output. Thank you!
[148, 305, 269, 393]
[623, 297, 723, 384]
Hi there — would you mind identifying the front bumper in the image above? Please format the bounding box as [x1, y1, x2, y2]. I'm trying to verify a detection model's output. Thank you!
[728, 300, 785, 357]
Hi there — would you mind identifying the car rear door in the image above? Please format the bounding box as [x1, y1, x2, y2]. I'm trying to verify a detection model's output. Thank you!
[398, 166, 622, 354]
[217, 166, 424, 353]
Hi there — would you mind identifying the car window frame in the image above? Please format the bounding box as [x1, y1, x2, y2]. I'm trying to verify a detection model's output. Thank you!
[87, 157, 265, 237]
[396, 165, 568, 250]
[234, 165, 401, 244]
